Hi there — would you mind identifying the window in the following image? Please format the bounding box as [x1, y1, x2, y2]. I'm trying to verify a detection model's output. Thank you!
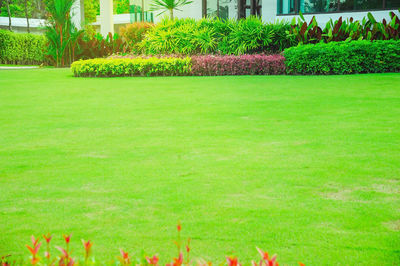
[339, 0, 383, 11]
[277, 0, 296, 14]
[302, 0, 338, 13]
[202, 0, 261, 19]
[277, 0, 399, 14]
[204, 0, 238, 19]
[387, 0, 400, 8]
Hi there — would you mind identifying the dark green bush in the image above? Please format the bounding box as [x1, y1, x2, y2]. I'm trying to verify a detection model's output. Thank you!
[284, 40, 400, 74]
[0, 29, 46, 65]
[71, 57, 192, 77]
[265, 21, 297, 53]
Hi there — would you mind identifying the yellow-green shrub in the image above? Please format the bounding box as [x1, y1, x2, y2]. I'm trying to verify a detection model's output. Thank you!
[0, 29, 46, 65]
[71, 57, 192, 77]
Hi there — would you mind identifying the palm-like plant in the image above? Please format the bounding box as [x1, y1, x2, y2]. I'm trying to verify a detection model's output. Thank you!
[44, 0, 83, 67]
[150, 0, 193, 20]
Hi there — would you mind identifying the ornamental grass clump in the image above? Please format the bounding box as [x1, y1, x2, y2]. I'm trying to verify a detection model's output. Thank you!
[140, 17, 294, 55]
[140, 18, 219, 55]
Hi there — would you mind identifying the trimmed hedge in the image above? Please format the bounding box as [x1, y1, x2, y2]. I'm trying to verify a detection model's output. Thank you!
[71, 54, 285, 77]
[0, 29, 46, 65]
[71, 57, 192, 77]
[191, 54, 286, 76]
[284, 40, 400, 75]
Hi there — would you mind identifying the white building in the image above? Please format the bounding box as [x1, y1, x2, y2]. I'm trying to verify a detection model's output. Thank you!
[1, 0, 399, 35]
[173, 0, 400, 24]
[96, 0, 399, 36]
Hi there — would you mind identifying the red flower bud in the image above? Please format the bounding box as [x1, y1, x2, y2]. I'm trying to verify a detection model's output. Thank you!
[43, 233, 52, 244]
[82, 240, 92, 252]
[120, 249, 129, 260]
[82, 239, 93, 259]
[256, 248, 278, 266]
[146, 255, 159, 265]
[226, 256, 240, 266]
[63, 234, 71, 244]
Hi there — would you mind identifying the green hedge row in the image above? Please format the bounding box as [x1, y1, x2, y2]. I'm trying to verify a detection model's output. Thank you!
[284, 40, 400, 74]
[0, 29, 47, 65]
[71, 57, 192, 77]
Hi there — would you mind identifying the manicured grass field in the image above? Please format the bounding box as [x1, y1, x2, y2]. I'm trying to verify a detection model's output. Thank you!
[0, 69, 399, 265]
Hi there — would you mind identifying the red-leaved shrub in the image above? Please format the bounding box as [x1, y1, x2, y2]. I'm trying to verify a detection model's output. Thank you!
[191, 54, 286, 76]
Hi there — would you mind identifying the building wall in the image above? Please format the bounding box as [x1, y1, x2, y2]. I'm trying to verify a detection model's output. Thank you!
[0, 17, 45, 34]
[171, 0, 203, 21]
[262, 0, 278, 22]
[275, 9, 400, 25]
[2, 0, 399, 35]
[190, 0, 399, 25]
[262, 0, 399, 24]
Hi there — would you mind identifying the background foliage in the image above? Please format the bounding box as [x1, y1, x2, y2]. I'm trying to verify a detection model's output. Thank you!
[0, 0, 49, 19]
[0, 0, 130, 22]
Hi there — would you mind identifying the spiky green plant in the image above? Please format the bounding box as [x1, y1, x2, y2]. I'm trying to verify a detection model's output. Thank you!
[150, 0, 193, 20]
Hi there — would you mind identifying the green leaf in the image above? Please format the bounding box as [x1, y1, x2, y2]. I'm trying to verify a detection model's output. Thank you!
[299, 11, 305, 21]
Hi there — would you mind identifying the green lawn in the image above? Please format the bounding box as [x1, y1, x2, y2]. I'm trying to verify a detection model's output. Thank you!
[0, 64, 39, 67]
[0, 69, 399, 265]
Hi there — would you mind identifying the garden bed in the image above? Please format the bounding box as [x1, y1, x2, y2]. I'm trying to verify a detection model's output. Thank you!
[71, 40, 400, 77]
